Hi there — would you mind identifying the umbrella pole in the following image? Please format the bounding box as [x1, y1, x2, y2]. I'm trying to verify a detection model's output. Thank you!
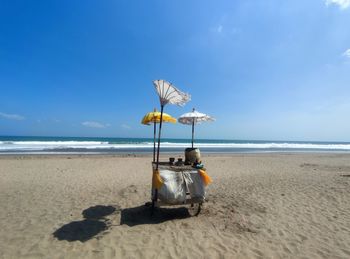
[152, 105, 164, 213]
[153, 121, 156, 163]
[156, 105, 164, 169]
[192, 119, 194, 148]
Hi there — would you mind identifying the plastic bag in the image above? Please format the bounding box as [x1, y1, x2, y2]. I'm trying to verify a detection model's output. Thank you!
[157, 170, 186, 204]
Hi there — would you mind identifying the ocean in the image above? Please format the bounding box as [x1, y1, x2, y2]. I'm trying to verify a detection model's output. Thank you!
[1, 136, 350, 155]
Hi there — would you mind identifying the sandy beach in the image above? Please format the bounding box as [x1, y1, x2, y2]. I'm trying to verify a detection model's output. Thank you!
[0, 153, 349, 259]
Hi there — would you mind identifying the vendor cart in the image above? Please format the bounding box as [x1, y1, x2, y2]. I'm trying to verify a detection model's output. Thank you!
[147, 79, 212, 216]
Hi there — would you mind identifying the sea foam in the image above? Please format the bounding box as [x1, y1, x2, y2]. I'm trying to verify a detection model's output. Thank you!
[1, 140, 350, 153]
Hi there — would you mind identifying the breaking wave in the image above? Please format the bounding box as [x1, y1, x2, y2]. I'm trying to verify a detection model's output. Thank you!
[1, 140, 350, 153]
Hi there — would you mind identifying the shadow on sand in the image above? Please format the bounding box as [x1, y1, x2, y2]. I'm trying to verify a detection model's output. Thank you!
[53, 205, 119, 242]
[53, 204, 191, 241]
[120, 205, 190, 227]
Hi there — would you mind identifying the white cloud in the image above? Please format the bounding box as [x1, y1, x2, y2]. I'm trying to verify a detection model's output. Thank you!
[210, 24, 224, 34]
[0, 112, 25, 120]
[326, 0, 350, 9]
[121, 124, 131, 129]
[82, 121, 108, 128]
[217, 25, 223, 33]
[342, 49, 350, 58]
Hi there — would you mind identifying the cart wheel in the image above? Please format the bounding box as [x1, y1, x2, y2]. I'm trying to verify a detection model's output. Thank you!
[188, 202, 201, 216]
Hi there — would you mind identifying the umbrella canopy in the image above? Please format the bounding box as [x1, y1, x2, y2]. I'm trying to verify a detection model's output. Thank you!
[153, 79, 191, 106]
[141, 111, 177, 125]
[141, 109, 176, 162]
[178, 110, 214, 125]
[178, 108, 215, 148]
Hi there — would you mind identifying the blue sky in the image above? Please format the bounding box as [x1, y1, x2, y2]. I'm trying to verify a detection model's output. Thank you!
[0, 0, 350, 141]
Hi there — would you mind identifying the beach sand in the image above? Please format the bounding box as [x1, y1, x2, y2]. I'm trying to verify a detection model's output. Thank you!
[0, 153, 349, 259]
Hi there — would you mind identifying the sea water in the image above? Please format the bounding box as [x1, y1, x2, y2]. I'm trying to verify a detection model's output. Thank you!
[1, 136, 350, 154]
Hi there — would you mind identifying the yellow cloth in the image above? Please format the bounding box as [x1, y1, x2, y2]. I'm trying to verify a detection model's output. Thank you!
[152, 169, 163, 189]
[198, 169, 212, 186]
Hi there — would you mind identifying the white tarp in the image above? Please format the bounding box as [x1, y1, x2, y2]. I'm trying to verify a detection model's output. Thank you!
[157, 170, 186, 204]
[155, 169, 205, 204]
[184, 171, 205, 200]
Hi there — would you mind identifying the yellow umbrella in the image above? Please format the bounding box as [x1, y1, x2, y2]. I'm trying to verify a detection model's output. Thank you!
[141, 109, 176, 162]
[141, 111, 177, 125]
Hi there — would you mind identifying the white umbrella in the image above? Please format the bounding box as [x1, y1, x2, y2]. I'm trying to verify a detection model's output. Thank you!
[153, 79, 191, 168]
[178, 108, 215, 148]
[154, 79, 191, 106]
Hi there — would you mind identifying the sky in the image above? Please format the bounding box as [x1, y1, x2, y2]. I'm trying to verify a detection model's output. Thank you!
[0, 0, 350, 141]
